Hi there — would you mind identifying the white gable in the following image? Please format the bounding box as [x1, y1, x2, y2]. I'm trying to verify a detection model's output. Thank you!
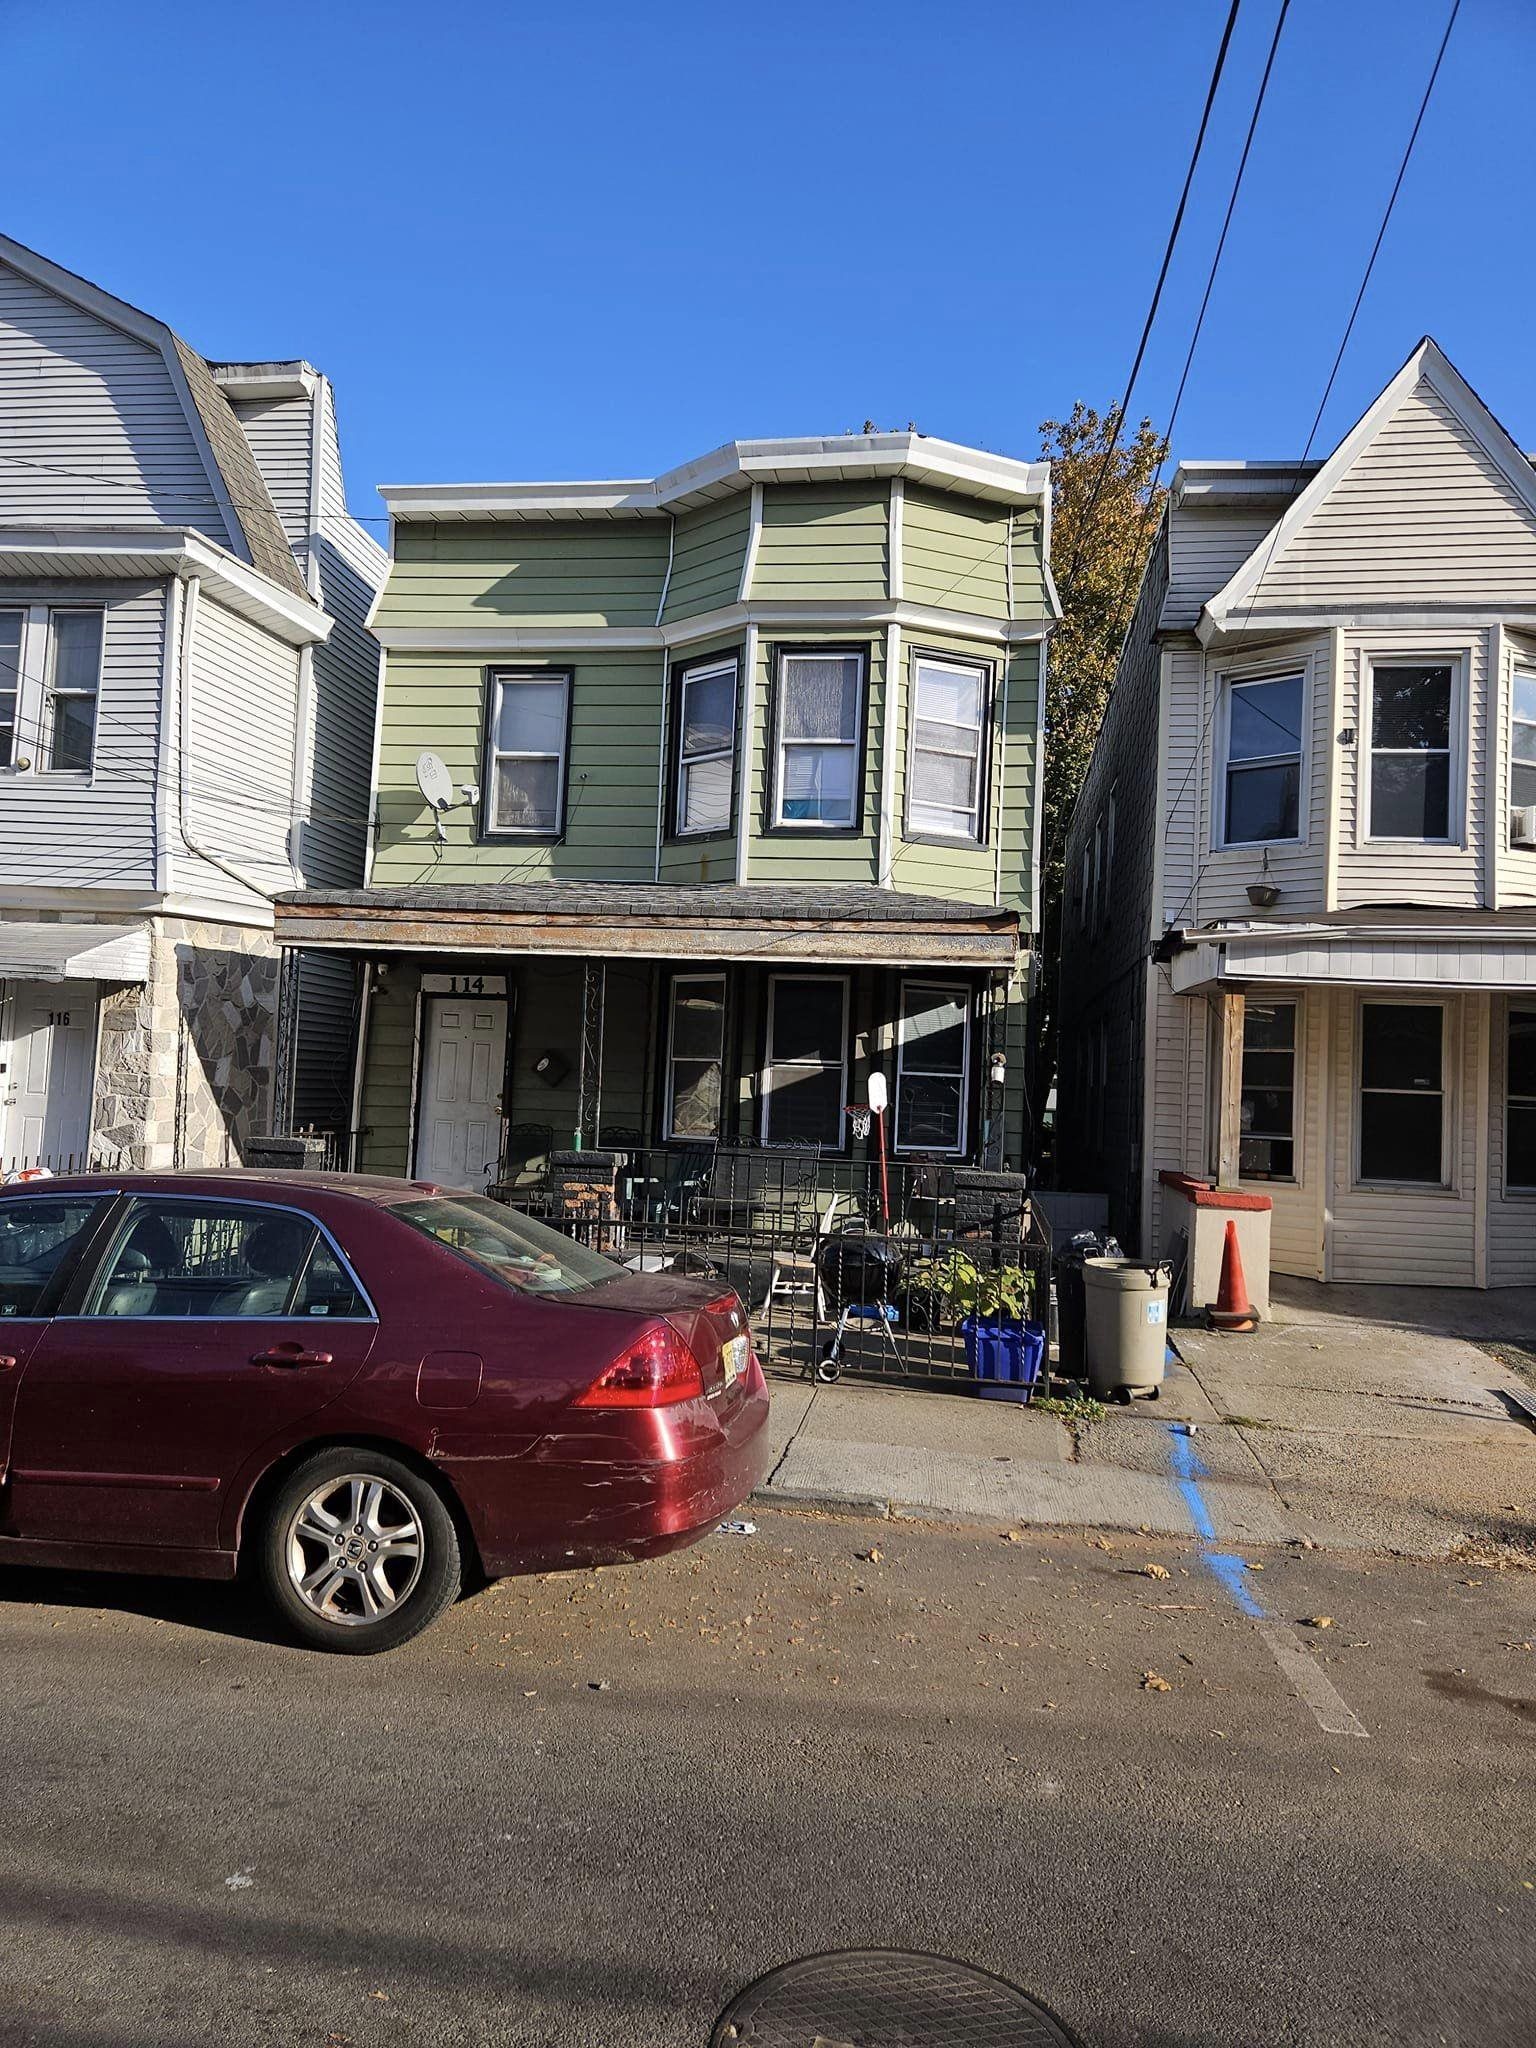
[1205, 344, 1536, 632]
[0, 259, 233, 540]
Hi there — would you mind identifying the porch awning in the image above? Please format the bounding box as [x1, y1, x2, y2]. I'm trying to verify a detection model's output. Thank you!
[274, 884, 1020, 969]
[0, 920, 151, 984]
[1169, 922, 1536, 996]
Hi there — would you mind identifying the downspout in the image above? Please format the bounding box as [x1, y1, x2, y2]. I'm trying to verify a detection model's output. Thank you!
[177, 574, 276, 904]
[653, 511, 676, 883]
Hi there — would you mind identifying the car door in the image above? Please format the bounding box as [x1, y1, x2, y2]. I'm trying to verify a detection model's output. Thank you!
[0, 1190, 114, 1490]
[7, 1194, 377, 1554]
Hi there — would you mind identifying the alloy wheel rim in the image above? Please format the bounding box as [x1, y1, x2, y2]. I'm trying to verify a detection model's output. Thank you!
[286, 1473, 425, 1627]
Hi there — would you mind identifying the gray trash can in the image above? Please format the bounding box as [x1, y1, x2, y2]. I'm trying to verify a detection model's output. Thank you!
[1083, 1258, 1172, 1403]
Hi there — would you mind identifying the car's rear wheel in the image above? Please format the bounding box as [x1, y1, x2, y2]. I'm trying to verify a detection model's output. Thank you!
[257, 1447, 461, 1654]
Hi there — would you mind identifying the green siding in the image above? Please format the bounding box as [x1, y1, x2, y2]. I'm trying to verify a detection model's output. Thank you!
[658, 631, 746, 886]
[508, 957, 652, 1144]
[890, 629, 1007, 909]
[997, 641, 1040, 922]
[375, 519, 670, 631]
[751, 485, 889, 600]
[660, 496, 751, 623]
[747, 632, 883, 885]
[903, 486, 1043, 615]
[358, 963, 420, 1176]
[372, 648, 665, 884]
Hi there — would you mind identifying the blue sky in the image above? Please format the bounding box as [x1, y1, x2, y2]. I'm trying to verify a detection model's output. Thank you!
[2, 0, 1529, 524]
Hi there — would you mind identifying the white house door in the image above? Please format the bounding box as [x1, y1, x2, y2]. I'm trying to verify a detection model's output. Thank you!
[1, 981, 97, 1166]
[413, 997, 508, 1191]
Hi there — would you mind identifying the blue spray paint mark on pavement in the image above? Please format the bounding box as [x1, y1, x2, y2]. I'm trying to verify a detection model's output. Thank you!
[1166, 1424, 1265, 1618]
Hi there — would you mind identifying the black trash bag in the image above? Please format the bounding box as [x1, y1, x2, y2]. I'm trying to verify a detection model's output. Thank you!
[1052, 1229, 1123, 1379]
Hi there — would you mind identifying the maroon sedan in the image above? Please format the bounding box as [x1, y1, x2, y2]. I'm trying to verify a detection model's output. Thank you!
[0, 1172, 770, 1652]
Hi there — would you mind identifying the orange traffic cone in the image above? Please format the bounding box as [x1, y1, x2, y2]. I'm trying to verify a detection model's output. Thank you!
[1207, 1219, 1258, 1332]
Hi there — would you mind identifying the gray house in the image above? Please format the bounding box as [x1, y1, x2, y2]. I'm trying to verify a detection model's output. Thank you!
[1058, 339, 1536, 1290]
[0, 235, 386, 1167]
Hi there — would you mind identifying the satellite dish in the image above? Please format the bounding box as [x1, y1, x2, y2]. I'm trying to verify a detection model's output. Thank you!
[415, 751, 454, 812]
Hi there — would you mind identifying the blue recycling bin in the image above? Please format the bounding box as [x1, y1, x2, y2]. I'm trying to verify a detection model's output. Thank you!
[961, 1317, 1047, 1402]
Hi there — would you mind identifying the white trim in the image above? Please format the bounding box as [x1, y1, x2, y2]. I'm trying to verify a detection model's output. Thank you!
[1203, 338, 1536, 636]
[661, 970, 727, 1141]
[1003, 508, 1014, 620]
[654, 510, 676, 626]
[738, 483, 763, 602]
[1473, 990, 1491, 1286]
[905, 648, 989, 843]
[483, 668, 571, 837]
[673, 653, 740, 838]
[879, 623, 901, 886]
[760, 973, 851, 1147]
[1359, 650, 1465, 847]
[994, 649, 1010, 910]
[1323, 627, 1345, 912]
[887, 479, 904, 603]
[892, 977, 971, 1156]
[736, 626, 758, 886]
[152, 576, 180, 892]
[369, 596, 1056, 656]
[770, 647, 865, 832]
[362, 646, 386, 887]
[1353, 992, 1453, 1192]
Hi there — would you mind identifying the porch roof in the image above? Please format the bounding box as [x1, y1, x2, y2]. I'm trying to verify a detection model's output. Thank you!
[0, 920, 151, 984]
[1167, 916, 1536, 995]
[274, 884, 1019, 969]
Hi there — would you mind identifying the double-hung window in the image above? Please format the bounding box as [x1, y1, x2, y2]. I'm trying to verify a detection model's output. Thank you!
[44, 610, 103, 771]
[1369, 663, 1453, 840]
[1358, 1001, 1445, 1186]
[761, 976, 848, 1146]
[894, 982, 970, 1155]
[0, 610, 21, 768]
[664, 975, 726, 1140]
[1511, 669, 1536, 817]
[1239, 999, 1296, 1181]
[1222, 671, 1304, 844]
[906, 655, 987, 840]
[486, 668, 570, 835]
[1506, 1009, 1536, 1192]
[772, 648, 864, 829]
[673, 656, 737, 836]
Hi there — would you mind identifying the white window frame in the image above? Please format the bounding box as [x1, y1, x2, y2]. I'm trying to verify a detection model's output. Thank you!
[41, 607, 104, 775]
[1504, 1002, 1536, 1195]
[673, 655, 738, 838]
[1215, 665, 1308, 850]
[483, 667, 571, 838]
[770, 647, 865, 832]
[1510, 666, 1536, 823]
[904, 652, 989, 843]
[893, 979, 971, 1157]
[663, 972, 726, 1141]
[1362, 653, 1464, 847]
[1354, 995, 1452, 1191]
[759, 973, 850, 1147]
[0, 606, 24, 772]
[1238, 995, 1299, 1186]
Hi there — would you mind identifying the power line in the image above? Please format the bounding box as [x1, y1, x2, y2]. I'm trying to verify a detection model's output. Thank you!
[0, 449, 391, 528]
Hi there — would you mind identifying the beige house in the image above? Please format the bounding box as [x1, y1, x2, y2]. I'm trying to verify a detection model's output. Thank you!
[1058, 338, 1536, 1289]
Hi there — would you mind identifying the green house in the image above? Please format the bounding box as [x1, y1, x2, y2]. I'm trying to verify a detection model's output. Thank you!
[275, 435, 1057, 1187]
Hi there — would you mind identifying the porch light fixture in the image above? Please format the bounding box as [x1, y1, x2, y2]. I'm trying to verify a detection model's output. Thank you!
[989, 1050, 1007, 1089]
[533, 1049, 570, 1088]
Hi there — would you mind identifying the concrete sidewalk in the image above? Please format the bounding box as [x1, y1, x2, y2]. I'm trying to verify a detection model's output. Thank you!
[752, 1300, 1536, 1561]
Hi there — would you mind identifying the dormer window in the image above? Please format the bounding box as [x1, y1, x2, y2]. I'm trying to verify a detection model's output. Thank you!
[1219, 671, 1303, 846]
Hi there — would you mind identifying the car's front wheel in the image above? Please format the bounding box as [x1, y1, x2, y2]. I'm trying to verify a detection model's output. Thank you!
[257, 1447, 462, 1654]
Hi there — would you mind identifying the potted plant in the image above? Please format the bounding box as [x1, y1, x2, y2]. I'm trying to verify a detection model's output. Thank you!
[920, 1251, 1046, 1401]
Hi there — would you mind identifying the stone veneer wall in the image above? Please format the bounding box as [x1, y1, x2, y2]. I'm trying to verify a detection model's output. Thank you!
[92, 917, 279, 1168]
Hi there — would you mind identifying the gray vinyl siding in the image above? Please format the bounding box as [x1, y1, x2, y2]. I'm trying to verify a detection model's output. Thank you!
[1159, 506, 1281, 632]
[1244, 381, 1536, 610]
[0, 577, 166, 890]
[291, 949, 360, 1131]
[230, 392, 314, 575]
[303, 381, 385, 890]
[0, 262, 233, 543]
[173, 595, 299, 906]
[660, 496, 751, 623]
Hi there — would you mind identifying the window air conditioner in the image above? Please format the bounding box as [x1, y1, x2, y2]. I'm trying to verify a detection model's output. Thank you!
[1512, 805, 1536, 849]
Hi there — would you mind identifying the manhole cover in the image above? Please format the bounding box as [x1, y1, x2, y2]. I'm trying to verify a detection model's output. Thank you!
[709, 1949, 1085, 2048]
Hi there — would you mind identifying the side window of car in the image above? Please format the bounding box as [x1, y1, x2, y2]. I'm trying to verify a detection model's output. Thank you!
[84, 1201, 320, 1319]
[291, 1237, 369, 1319]
[0, 1198, 106, 1317]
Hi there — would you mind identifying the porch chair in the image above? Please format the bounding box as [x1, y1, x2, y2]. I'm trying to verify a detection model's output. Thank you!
[760, 1188, 849, 1322]
[492, 1124, 554, 1197]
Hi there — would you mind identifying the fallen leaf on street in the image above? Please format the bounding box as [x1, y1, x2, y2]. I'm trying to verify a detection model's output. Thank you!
[1141, 1671, 1173, 1692]
[862, 1547, 883, 1564]
[1303, 1616, 1334, 1630]
[1139, 1563, 1171, 1580]
[1002, 1529, 1024, 1543]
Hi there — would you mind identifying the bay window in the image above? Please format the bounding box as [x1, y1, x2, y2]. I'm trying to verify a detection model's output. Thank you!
[664, 974, 726, 1140]
[761, 976, 848, 1146]
[486, 668, 570, 835]
[1221, 671, 1304, 844]
[906, 654, 987, 840]
[894, 981, 971, 1155]
[673, 655, 737, 836]
[1512, 669, 1536, 815]
[1369, 662, 1453, 840]
[1358, 1001, 1445, 1186]
[772, 648, 864, 829]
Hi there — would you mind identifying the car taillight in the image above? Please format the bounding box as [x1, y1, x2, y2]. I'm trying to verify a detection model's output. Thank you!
[573, 1320, 706, 1409]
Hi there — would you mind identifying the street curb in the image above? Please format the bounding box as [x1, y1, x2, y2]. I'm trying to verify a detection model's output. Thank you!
[749, 1486, 891, 1521]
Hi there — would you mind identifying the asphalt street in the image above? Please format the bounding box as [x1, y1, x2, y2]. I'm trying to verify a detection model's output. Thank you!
[0, 1510, 1532, 2048]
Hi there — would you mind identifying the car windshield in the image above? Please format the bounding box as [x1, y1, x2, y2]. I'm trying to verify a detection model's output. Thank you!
[391, 1195, 621, 1295]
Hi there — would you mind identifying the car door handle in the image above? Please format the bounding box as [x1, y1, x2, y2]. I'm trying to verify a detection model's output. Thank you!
[251, 1345, 334, 1369]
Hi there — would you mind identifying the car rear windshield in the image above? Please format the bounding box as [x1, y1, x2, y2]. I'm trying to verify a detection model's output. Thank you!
[391, 1196, 622, 1296]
